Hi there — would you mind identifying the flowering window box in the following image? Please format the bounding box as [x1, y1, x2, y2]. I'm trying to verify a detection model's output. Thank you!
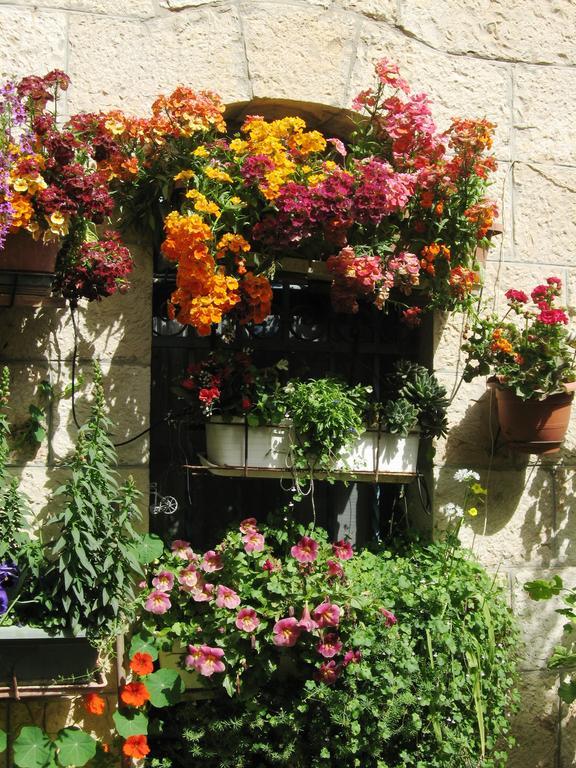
[201, 418, 419, 482]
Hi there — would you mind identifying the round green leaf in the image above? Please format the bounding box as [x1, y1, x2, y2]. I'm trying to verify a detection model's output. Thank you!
[13, 726, 54, 768]
[112, 710, 149, 738]
[55, 729, 96, 768]
[0, 730, 6, 753]
[136, 534, 165, 564]
[145, 668, 185, 708]
[129, 631, 159, 661]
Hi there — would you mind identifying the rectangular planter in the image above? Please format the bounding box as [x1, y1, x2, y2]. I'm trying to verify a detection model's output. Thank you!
[0, 230, 59, 307]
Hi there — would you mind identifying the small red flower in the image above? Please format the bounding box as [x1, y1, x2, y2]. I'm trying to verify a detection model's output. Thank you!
[122, 735, 150, 759]
[129, 652, 154, 676]
[84, 692, 106, 715]
[119, 681, 151, 707]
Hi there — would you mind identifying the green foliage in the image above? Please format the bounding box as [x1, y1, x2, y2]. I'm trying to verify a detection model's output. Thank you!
[13, 727, 54, 768]
[113, 710, 149, 738]
[11, 726, 97, 768]
[40, 362, 143, 637]
[53, 729, 97, 768]
[381, 361, 449, 438]
[0, 729, 6, 753]
[143, 522, 519, 768]
[145, 668, 185, 707]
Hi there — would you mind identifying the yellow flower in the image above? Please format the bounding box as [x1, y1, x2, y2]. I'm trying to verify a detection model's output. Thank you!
[307, 173, 326, 185]
[467, 507, 479, 517]
[470, 483, 487, 496]
[229, 138, 248, 154]
[185, 189, 221, 216]
[204, 166, 233, 183]
[230, 196, 242, 205]
[12, 178, 29, 193]
[193, 145, 209, 157]
[104, 117, 125, 135]
[174, 170, 195, 182]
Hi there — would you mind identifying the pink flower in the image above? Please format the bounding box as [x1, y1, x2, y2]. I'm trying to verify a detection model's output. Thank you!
[192, 583, 214, 602]
[326, 560, 344, 579]
[235, 607, 260, 632]
[375, 57, 410, 94]
[215, 585, 241, 609]
[186, 645, 225, 677]
[239, 517, 258, 534]
[144, 590, 171, 615]
[152, 570, 175, 592]
[505, 289, 528, 304]
[538, 308, 569, 325]
[171, 539, 195, 560]
[272, 617, 302, 647]
[262, 558, 280, 572]
[243, 531, 265, 553]
[380, 607, 397, 627]
[547, 276, 562, 287]
[315, 660, 341, 685]
[332, 540, 353, 560]
[313, 602, 341, 628]
[201, 550, 223, 573]
[297, 604, 318, 631]
[290, 536, 319, 564]
[342, 649, 362, 667]
[317, 633, 343, 658]
[178, 565, 202, 592]
[531, 284, 549, 303]
[328, 137, 347, 157]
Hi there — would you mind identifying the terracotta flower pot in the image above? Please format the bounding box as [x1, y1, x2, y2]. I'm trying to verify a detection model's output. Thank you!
[489, 381, 574, 454]
[0, 230, 60, 307]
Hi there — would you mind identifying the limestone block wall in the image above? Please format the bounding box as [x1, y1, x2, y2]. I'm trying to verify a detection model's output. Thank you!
[0, 1, 575, 766]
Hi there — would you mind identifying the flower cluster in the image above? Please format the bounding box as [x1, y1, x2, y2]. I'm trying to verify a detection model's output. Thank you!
[463, 276, 576, 400]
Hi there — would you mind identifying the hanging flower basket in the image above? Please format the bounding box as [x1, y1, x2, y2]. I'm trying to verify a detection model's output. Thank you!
[0, 231, 59, 307]
[488, 379, 575, 454]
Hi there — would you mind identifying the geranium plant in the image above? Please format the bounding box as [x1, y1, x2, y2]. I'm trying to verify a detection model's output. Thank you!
[462, 276, 576, 399]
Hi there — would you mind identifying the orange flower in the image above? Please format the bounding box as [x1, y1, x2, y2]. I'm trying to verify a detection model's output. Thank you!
[119, 681, 151, 707]
[84, 693, 106, 716]
[122, 735, 150, 759]
[130, 652, 154, 677]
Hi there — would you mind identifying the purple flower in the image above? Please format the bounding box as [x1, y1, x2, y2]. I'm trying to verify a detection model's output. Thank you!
[0, 588, 8, 616]
[0, 562, 19, 587]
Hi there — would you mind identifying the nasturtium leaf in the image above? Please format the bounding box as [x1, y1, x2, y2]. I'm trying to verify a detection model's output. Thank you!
[112, 710, 149, 738]
[13, 726, 54, 768]
[55, 728, 97, 767]
[0, 730, 6, 753]
[145, 668, 184, 707]
[559, 678, 576, 705]
[524, 575, 563, 600]
[135, 534, 165, 564]
[129, 631, 159, 661]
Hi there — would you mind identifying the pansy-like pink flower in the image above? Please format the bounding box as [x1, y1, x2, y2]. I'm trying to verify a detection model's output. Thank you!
[272, 617, 302, 647]
[326, 560, 344, 579]
[380, 607, 397, 627]
[186, 645, 225, 677]
[152, 570, 175, 592]
[178, 565, 201, 592]
[332, 540, 353, 560]
[297, 603, 318, 631]
[235, 607, 260, 632]
[317, 633, 343, 658]
[343, 649, 362, 667]
[290, 536, 319, 564]
[145, 590, 171, 615]
[201, 550, 223, 573]
[315, 660, 341, 685]
[243, 531, 265, 553]
[239, 517, 258, 534]
[171, 539, 195, 560]
[192, 583, 214, 602]
[215, 585, 241, 609]
[313, 602, 341, 628]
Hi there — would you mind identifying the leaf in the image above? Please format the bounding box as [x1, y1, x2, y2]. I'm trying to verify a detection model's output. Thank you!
[524, 575, 563, 600]
[129, 632, 159, 661]
[145, 668, 184, 707]
[112, 710, 149, 738]
[55, 729, 97, 767]
[135, 534, 165, 564]
[559, 678, 576, 704]
[0, 730, 6, 753]
[13, 726, 54, 768]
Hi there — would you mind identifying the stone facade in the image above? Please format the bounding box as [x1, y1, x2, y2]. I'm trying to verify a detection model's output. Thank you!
[0, 1, 575, 766]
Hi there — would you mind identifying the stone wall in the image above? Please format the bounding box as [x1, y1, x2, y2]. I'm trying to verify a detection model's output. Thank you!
[1, 0, 576, 766]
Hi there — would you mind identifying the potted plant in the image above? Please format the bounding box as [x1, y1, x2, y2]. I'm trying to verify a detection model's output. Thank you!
[0, 71, 133, 306]
[462, 276, 576, 453]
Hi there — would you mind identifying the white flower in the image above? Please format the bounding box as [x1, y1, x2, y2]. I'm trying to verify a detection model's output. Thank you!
[443, 502, 464, 519]
[453, 469, 480, 483]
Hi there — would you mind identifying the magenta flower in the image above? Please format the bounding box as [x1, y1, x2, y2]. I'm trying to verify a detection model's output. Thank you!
[343, 649, 362, 667]
[171, 539, 195, 560]
[317, 633, 343, 658]
[297, 603, 318, 631]
[152, 570, 175, 592]
[315, 660, 341, 685]
[380, 607, 398, 627]
[243, 531, 265, 553]
[538, 308, 569, 325]
[178, 565, 202, 592]
[235, 607, 260, 632]
[215, 585, 241, 609]
[201, 550, 223, 573]
[290, 536, 319, 564]
[313, 602, 341, 628]
[505, 288, 528, 304]
[272, 617, 302, 647]
[262, 558, 280, 572]
[326, 560, 344, 579]
[185, 644, 202, 671]
[332, 540, 354, 560]
[192, 583, 214, 602]
[186, 645, 225, 677]
[145, 590, 171, 615]
[239, 517, 258, 534]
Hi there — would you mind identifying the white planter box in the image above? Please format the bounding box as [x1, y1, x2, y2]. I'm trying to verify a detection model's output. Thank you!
[203, 419, 419, 480]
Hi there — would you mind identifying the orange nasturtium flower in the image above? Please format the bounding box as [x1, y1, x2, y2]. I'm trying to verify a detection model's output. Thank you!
[119, 681, 151, 707]
[129, 652, 154, 676]
[122, 735, 150, 759]
[84, 692, 106, 715]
